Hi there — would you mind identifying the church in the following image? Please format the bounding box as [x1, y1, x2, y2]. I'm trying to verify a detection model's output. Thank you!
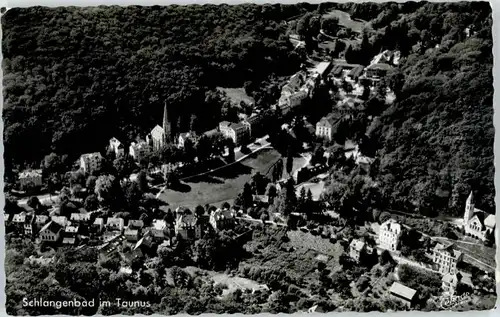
[463, 191, 495, 241]
[147, 102, 172, 151]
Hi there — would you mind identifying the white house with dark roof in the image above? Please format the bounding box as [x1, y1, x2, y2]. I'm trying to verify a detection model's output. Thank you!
[442, 272, 462, 295]
[51, 215, 68, 227]
[209, 208, 236, 232]
[129, 140, 149, 161]
[389, 282, 417, 308]
[127, 219, 144, 230]
[80, 152, 103, 174]
[124, 229, 140, 242]
[106, 217, 125, 232]
[432, 242, 463, 275]
[219, 121, 250, 145]
[378, 219, 403, 251]
[349, 239, 366, 262]
[463, 191, 495, 241]
[109, 137, 125, 157]
[39, 221, 63, 242]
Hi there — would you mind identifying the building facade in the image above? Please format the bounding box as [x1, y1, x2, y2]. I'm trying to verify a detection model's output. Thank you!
[19, 169, 43, 190]
[349, 239, 366, 262]
[219, 121, 250, 145]
[109, 137, 125, 157]
[432, 243, 463, 275]
[209, 208, 236, 232]
[463, 191, 496, 241]
[315, 114, 340, 141]
[80, 152, 103, 174]
[148, 102, 172, 151]
[442, 273, 461, 295]
[378, 219, 403, 251]
[129, 141, 149, 161]
[39, 221, 63, 242]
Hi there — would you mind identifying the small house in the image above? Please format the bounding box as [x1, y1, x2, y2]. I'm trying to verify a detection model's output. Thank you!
[389, 282, 417, 308]
[39, 221, 63, 243]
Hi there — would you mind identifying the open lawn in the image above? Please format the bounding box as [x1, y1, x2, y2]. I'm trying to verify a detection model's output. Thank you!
[322, 10, 368, 33]
[158, 148, 281, 210]
[217, 87, 255, 106]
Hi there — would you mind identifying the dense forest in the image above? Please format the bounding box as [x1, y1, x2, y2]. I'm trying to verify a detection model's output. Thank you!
[3, 2, 495, 215]
[367, 2, 494, 214]
[2, 4, 318, 170]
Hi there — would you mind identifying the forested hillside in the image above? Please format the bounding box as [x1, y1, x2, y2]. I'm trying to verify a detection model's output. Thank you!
[365, 2, 494, 214]
[2, 4, 314, 170]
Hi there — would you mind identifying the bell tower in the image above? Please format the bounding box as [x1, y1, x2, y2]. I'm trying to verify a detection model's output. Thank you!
[464, 191, 475, 224]
[162, 102, 171, 143]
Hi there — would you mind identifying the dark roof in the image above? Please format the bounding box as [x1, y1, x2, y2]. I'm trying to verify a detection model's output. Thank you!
[348, 66, 365, 78]
[41, 221, 62, 234]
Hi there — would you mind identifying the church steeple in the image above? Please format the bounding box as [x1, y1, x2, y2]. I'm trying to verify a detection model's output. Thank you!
[162, 101, 171, 142]
[464, 191, 475, 223]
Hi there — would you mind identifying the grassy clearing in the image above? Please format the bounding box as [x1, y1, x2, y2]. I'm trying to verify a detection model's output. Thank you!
[217, 87, 255, 106]
[158, 148, 281, 210]
[322, 10, 367, 33]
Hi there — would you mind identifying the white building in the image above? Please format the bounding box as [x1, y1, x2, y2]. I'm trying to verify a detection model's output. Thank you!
[209, 208, 236, 232]
[349, 239, 366, 262]
[109, 137, 125, 157]
[19, 169, 43, 190]
[463, 191, 495, 241]
[129, 141, 149, 161]
[432, 242, 463, 275]
[378, 219, 403, 252]
[80, 152, 103, 174]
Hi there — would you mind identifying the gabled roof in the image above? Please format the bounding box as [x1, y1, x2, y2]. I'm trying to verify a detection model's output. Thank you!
[80, 152, 103, 161]
[390, 282, 417, 301]
[151, 125, 165, 135]
[19, 169, 43, 179]
[484, 214, 496, 228]
[40, 221, 62, 235]
[12, 212, 27, 223]
[349, 239, 365, 251]
[316, 113, 341, 128]
[434, 242, 462, 259]
[128, 219, 144, 229]
[380, 219, 402, 234]
[152, 219, 167, 230]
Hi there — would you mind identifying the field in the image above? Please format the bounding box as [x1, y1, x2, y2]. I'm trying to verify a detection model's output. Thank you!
[159, 148, 281, 210]
[322, 10, 368, 33]
[217, 87, 255, 106]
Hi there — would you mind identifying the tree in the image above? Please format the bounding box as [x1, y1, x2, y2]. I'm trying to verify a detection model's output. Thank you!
[123, 181, 143, 213]
[240, 182, 254, 210]
[84, 194, 99, 211]
[321, 17, 339, 35]
[195, 205, 205, 218]
[379, 250, 394, 265]
[196, 135, 212, 162]
[113, 154, 135, 180]
[378, 211, 391, 224]
[136, 170, 148, 193]
[286, 146, 294, 176]
[251, 172, 270, 195]
[27, 196, 41, 211]
[266, 184, 278, 204]
[94, 174, 122, 208]
[86, 175, 98, 190]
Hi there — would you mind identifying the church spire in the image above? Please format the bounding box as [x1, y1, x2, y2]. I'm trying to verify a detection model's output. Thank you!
[162, 101, 171, 142]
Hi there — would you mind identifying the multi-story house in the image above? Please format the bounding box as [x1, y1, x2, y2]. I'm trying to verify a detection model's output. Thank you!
[51, 215, 68, 227]
[378, 219, 403, 252]
[209, 208, 236, 232]
[106, 217, 125, 232]
[219, 121, 250, 145]
[19, 169, 43, 190]
[80, 152, 103, 174]
[109, 137, 125, 157]
[315, 113, 341, 141]
[442, 273, 462, 295]
[178, 132, 197, 148]
[129, 140, 149, 161]
[70, 212, 91, 223]
[349, 239, 366, 262]
[174, 213, 197, 240]
[23, 214, 36, 237]
[39, 221, 63, 243]
[432, 242, 463, 275]
[463, 191, 495, 241]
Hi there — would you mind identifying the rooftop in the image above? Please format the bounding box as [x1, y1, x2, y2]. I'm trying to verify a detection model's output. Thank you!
[389, 282, 417, 301]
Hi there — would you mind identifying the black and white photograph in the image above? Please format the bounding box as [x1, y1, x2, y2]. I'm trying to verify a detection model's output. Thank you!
[2, 1, 497, 315]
